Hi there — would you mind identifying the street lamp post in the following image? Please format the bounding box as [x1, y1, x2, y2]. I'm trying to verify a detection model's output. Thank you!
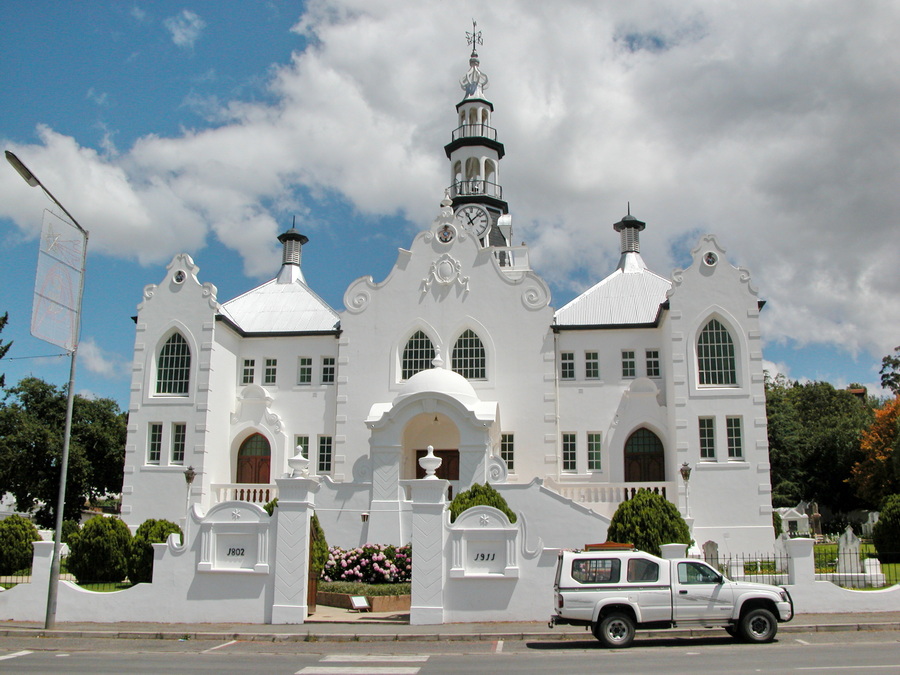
[5, 151, 89, 630]
[680, 462, 693, 518]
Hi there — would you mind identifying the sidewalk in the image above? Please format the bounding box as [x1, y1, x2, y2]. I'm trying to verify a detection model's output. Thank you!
[2, 607, 899, 643]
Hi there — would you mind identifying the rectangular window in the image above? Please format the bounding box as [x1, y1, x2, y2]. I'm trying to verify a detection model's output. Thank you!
[171, 423, 186, 464]
[571, 558, 621, 584]
[501, 433, 515, 472]
[562, 433, 577, 472]
[585, 351, 600, 380]
[264, 358, 277, 385]
[622, 350, 636, 378]
[587, 433, 602, 471]
[561, 352, 575, 380]
[726, 416, 743, 459]
[294, 435, 310, 457]
[699, 417, 716, 460]
[148, 423, 162, 464]
[321, 356, 335, 384]
[297, 357, 312, 385]
[646, 349, 660, 378]
[241, 359, 255, 385]
[318, 435, 333, 473]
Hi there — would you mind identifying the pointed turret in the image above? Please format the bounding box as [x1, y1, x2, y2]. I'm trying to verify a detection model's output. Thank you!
[613, 206, 648, 273]
[444, 22, 510, 248]
[276, 225, 309, 284]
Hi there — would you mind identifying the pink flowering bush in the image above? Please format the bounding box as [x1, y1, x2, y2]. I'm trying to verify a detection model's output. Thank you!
[322, 543, 412, 584]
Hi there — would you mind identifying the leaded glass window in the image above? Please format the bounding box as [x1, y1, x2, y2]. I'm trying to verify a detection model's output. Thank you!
[452, 329, 486, 380]
[402, 330, 435, 380]
[698, 319, 737, 385]
[156, 333, 190, 395]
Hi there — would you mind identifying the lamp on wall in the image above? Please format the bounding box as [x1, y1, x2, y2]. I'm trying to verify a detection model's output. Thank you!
[183, 465, 196, 544]
[680, 462, 692, 518]
[360, 512, 369, 523]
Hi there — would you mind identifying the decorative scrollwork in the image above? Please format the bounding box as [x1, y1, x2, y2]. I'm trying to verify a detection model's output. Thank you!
[521, 283, 549, 310]
[488, 455, 509, 483]
[343, 280, 373, 314]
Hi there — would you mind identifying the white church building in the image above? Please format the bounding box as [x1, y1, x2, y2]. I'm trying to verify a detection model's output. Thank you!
[121, 43, 775, 555]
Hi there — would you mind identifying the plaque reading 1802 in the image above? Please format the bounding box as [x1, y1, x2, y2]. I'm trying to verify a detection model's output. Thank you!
[216, 534, 257, 570]
[467, 541, 504, 574]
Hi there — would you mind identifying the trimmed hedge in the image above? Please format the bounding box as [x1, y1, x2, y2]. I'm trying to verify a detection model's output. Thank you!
[449, 482, 517, 523]
[605, 489, 691, 556]
[127, 518, 183, 584]
[66, 515, 132, 583]
[0, 514, 41, 575]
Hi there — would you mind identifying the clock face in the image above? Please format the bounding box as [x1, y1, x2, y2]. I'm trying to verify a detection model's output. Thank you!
[456, 205, 491, 237]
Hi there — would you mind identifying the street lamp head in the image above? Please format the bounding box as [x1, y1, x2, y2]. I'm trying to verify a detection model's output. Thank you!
[5, 151, 40, 187]
[679, 462, 692, 483]
[184, 465, 197, 485]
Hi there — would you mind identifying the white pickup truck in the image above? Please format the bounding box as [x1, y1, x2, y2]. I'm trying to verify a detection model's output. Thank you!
[550, 546, 793, 648]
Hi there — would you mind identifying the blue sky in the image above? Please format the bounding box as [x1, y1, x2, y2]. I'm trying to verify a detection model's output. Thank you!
[1, 1, 898, 408]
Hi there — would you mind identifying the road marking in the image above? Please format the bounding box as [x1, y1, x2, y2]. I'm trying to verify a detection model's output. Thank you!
[493, 639, 504, 653]
[296, 668, 421, 675]
[795, 639, 810, 645]
[0, 650, 33, 661]
[796, 667, 900, 671]
[321, 655, 428, 662]
[202, 640, 237, 653]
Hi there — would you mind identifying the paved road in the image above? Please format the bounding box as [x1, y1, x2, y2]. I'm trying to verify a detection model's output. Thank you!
[1, 628, 899, 674]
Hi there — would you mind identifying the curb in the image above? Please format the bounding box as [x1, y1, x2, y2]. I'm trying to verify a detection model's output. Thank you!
[1, 622, 898, 643]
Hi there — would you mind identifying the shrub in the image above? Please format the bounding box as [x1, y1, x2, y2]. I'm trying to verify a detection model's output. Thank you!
[773, 511, 783, 538]
[605, 489, 692, 556]
[0, 514, 41, 575]
[873, 494, 900, 564]
[263, 499, 329, 575]
[61, 520, 80, 544]
[66, 515, 132, 584]
[127, 518, 183, 584]
[320, 581, 411, 596]
[322, 544, 412, 584]
[449, 482, 516, 523]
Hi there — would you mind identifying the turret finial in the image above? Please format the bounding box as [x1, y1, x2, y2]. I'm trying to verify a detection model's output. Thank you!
[466, 19, 482, 57]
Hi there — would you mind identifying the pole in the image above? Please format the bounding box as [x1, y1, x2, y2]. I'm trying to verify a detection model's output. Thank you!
[5, 151, 88, 630]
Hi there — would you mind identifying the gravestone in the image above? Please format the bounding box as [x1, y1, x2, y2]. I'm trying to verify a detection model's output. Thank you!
[836, 526, 862, 575]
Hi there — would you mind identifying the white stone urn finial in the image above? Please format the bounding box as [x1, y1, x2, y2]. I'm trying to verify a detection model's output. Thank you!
[288, 445, 310, 477]
[419, 445, 442, 479]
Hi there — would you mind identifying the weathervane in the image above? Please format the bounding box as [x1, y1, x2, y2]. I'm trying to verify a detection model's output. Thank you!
[466, 19, 482, 54]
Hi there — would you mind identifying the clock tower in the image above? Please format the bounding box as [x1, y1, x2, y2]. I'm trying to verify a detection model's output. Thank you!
[444, 23, 511, 249]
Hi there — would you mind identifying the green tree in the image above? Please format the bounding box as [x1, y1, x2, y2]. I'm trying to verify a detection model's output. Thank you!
[127, 518, 182, 583]
[66, 515, 132, 583]
[605, 489, 691, 556]
[0, 514, 41, 575]
[880, 346, 900, 395]
[0, 377, 127, 527]
[765, 378, 871, 513]
[0, 312, 11, 389]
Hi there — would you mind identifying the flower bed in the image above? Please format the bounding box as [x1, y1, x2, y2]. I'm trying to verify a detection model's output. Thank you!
[322, 544, 412, 584]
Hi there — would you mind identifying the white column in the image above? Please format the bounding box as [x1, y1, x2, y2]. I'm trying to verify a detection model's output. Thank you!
[271, 475, 319, 624]
[784, 537, 816, 586]
[408, 478, 449, 625]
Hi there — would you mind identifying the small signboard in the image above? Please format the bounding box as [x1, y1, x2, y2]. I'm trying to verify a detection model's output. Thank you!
[350, 596, 370, 612]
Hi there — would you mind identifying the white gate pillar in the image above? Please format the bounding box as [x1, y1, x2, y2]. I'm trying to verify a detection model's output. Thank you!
[408, 473, 449, 625]
[271, 473, 320, 624]
[784, 537, 815, 585]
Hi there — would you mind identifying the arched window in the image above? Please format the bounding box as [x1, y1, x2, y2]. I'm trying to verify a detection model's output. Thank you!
[156, 332, 191, 395]
[697, 318, 737, 385]
[452, 329, 486, 380]
[402, 330, 435, 380]
[624, 428, 665, 482]
[236, 433, 271, 484]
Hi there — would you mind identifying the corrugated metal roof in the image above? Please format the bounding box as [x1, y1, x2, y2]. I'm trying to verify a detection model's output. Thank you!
[554, 254, 671, 327]
[220, 277, 340, 334]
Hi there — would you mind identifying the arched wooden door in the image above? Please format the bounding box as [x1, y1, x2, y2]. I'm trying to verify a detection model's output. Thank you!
[624, 428, 665, 482]
[237, 433, 271, 484]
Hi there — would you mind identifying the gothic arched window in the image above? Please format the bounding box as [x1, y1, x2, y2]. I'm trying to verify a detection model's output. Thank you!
[402, 330, 435, 380]
[697, 318, 737, 385]
[452, 329, 486, 380]
[156, 332, 191, 395]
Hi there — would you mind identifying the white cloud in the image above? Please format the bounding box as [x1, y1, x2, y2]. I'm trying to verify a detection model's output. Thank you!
[164, 9, 206, 49]
[78, 338, 126, 378]
[1, 0, 898, 367]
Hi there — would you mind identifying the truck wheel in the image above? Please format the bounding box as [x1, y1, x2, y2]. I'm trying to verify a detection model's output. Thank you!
[594, 613, 635, 648]
[739, 608, 778, 643]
